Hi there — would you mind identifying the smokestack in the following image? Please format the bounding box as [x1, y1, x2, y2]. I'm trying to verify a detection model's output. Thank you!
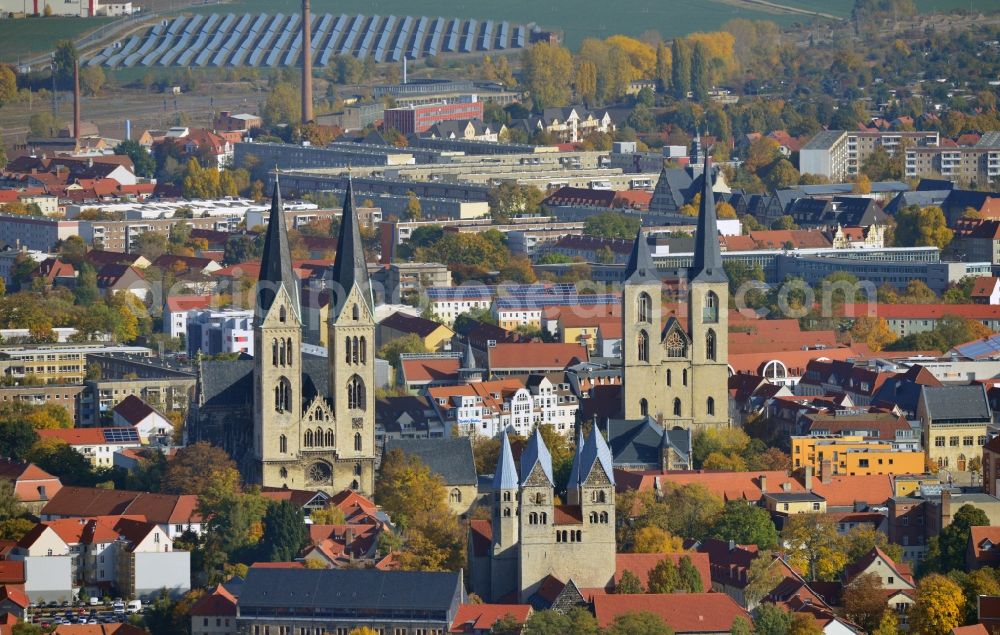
[301, 0, 313, 124]
[125, 119, 132, 141]
[73, 58, 81, 141]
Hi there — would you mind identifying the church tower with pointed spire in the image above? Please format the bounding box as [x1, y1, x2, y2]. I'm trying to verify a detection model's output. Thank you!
[621, 154, 730, 429]
[252, 176, 305, 487]
[325, 178, 377, 494]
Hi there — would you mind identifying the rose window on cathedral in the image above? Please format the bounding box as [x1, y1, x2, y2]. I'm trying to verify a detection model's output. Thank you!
[665, 331, 687, 358]
[308, 462, 332, 484]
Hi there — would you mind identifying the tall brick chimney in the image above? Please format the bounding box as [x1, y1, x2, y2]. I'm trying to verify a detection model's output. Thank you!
[73, 58, 81, 141]
[301, 0, 313, 124]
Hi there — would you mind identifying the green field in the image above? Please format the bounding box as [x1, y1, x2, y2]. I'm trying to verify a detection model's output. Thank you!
[0, 16, 114, 63]
[0, 0, 993, 65]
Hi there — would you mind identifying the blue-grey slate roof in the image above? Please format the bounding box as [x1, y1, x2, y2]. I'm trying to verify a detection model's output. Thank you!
[385, 437, 478, 486]
[606, 417, 691, 469]
[579, 426, 615, 485]
[493, 432, 519, 490]
[520, 428, 554, 486]
[921, 385, 992, 423]
[239, 568, 463, 613]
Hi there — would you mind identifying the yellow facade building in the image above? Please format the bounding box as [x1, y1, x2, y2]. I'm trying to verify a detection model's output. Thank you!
[791, 435, 925, 477]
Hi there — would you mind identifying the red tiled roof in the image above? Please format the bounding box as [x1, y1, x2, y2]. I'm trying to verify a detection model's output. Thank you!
[37, 428, 137, 446]
[969, 526, 1000, 567]
[0, 586, 30, 609]
[487, 343, 588, 370]
[164, 295, 214, 313]
[840, 303, 1000, 320]
[552, 505, 583, 526]
[189, 584, 237, 617]
[0, 562, 24, 586]
[810, 475, 894, 508]
[111, 395, 157, 426]
[952, 626, 990, 635]
[450, 604, 531, 633]
[42, 487, 201, 524]
[400, 358, 460, 383]
[972, 277, 1000, 298]
[469, 519, 492, 559]
[593, 593, 750, 631]
[615, 552, 711, 592]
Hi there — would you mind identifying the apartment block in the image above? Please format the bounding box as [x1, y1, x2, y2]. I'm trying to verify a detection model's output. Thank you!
[383, 100, 485, 134]
[905, 132, 1000, 186]
[791, 435, 925, 476]
[800, 130, 939, 181]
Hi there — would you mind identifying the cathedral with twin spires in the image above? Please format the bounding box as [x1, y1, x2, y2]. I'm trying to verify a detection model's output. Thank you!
[192, 176, 376, 495]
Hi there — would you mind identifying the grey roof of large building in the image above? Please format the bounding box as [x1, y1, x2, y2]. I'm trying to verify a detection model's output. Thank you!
[606, 417, 691, 469]
[200, 354, 328, 409]
[493, 432, 518, 490]
[384, 437, 478, 486]
[239, 568, 463, 613]
[520, 427, 554, 486]
[801, 130, 846, 150]
[921, 384, 992, 422]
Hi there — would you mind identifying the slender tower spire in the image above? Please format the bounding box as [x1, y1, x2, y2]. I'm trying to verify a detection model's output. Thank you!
[690, 154, 726, 284]
[329, 177, 373, 312]
[257, 172, 301, 320]
[623, 229, 659, 285]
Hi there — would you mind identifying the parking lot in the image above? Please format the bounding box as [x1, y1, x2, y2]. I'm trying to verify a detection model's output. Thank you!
[27, 602, 142, 628]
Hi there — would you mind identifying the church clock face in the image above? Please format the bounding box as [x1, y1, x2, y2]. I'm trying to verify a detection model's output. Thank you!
[308, 462, 332, 484]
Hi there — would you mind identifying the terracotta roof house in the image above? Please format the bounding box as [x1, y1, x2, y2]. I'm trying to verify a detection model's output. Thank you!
[189, 582, 238, 635]
[111, 395, 174, 441]
[450, 604, 532, 633]
[95, 263, 148, 301]
[613, 552, 711, 592]
[0, 460, 62, 514]
[593, 593, 750, 633]
[968, 526, 1000, 570]
[487, 343, 588, 375]
[41, 486, 202, 538]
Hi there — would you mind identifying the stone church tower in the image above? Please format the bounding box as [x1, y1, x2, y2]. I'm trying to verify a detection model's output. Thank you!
[477, 427, 616, 603]
[622, 155, 730, 429]
[251, 177, 376, 495]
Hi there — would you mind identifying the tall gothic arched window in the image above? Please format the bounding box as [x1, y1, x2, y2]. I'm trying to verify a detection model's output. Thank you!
[673, 398, 682, 417]
[666, 369, 672, 386]
[279, 434, 287, 453]
[274, 377, 291, 413]
[640, 398, 648, 417]
[665, 330, 686, 358]
[352, 304, 360, 320]
[352, 336, 359, 364]
[707, 397, 716, 416]
[637, 292, 652, 323]
[285, 338, 293, 367]
[345, 336, 351, 364]
[279, 305, 287, 323]
[272, 338, 278, 366]
[706, 329, 717, 362]
[325, 429, 335, 446]
[315, 426, 323, 446]
[304, 429, 313, 447]
[359, 336, 367, 364]
[637, 330, 649, 362]
[354, 432, 362, 452]
[279, 340, 286, 366]
[347, 375, 366, 410]
[704, 291, 719, 323]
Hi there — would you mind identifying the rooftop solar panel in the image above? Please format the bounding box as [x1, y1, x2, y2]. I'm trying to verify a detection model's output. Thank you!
[103, 427, 140, 444]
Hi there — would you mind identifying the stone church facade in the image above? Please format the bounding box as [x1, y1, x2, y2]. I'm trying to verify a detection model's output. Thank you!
[192, 178, 376, 495]
[622, 155, 731, 430]
[469, 428, 617, 603]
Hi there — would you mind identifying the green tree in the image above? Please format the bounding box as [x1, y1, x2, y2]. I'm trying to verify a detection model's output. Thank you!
[262, 83, 301, 127]
[843, 572, 887, 632]
[710, 501, 779, 549]
[663, 482, 723, 540]
[781, 514, 846, 581]
[677, 554, 704, 592]
[0, 419, 45, 460]
[584, 212, 642, 239]
[647, 556, 680, 593]
[617, 569, 645, 593]
[378, 333, 429, 371]
[53, 40, 77, 87]
[893, 205, 953, 250]
[606, 612, 674, 635]
[928, 504, 989, 574]
[74, 262, 99, 306]
[79, 65, 105, 96]
[843, 524, 903, 564]
[655, 41, 671, 92]
[0, 478, 25, 521]
[671, 38, 691, 99]
[115, 139, 156, 178]
[404, 191, 422, 221]
[690, 41, 711, 102]
[0, 65, 17, 108]
[28, 111, 61, 137]
[134, 230, 168, 261]
[730, 617, 753, 635]
[259, 499, 307, 562]
[162, 442, 241, 496]
[754, 603, 792, 635]
[521, 42, 574, 110]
